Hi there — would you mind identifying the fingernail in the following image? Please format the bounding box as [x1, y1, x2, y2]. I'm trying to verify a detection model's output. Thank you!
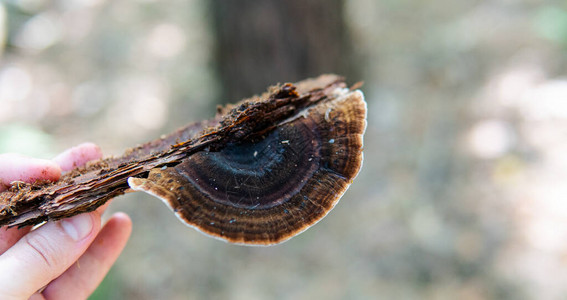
[60, 214, 93, 241]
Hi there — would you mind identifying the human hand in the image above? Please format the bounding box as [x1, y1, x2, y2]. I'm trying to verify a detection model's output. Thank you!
[0, 143, 132, 300]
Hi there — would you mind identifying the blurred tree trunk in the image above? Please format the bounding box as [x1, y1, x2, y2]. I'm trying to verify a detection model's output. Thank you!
[210, 0, 354, 103]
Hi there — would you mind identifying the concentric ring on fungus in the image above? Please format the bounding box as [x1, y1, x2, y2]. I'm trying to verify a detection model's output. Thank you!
[0, 74, 366, 246]
[129, 88, 366, 245]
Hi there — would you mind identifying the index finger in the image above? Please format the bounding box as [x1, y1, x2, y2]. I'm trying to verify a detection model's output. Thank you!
[52, 142, 102, 172]
[0, 154, 61, 192]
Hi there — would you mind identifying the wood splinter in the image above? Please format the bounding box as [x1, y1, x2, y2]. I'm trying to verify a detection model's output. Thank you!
[0, 74, 367, 245]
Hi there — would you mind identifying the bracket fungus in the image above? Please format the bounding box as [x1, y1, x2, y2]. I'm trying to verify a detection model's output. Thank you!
[0, 74, 367, 245]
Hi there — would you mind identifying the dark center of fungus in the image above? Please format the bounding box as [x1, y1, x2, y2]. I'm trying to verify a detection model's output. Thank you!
[179, 123, 321, 209]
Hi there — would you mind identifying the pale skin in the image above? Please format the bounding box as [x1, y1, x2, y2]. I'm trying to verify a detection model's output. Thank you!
[0, 143, 132, 300]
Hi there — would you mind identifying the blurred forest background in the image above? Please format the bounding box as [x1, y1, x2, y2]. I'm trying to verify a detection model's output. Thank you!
[1, 0, 567, 299]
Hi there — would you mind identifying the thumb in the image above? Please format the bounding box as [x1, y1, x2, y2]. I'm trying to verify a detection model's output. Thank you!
[0, 212, 101, 299]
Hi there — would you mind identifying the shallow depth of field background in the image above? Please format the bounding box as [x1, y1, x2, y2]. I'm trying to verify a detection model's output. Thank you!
[1, 1, 567, 299]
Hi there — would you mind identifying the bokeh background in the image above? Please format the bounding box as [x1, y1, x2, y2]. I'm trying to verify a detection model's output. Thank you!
[1, 0, 567, 299]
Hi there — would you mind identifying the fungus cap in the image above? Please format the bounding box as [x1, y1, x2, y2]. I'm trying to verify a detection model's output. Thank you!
[129, 88, 366, 245]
